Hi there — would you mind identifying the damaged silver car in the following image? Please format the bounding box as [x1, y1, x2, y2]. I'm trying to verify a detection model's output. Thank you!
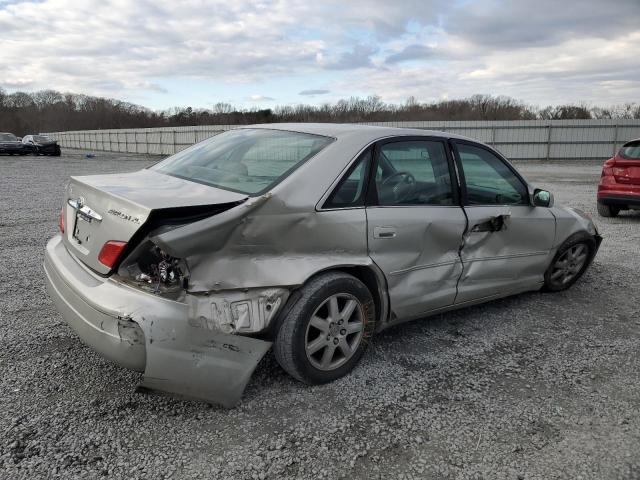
[44, 124, 602, 407]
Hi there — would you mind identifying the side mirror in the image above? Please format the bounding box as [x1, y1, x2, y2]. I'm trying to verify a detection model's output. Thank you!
[533, 189, 553, 207]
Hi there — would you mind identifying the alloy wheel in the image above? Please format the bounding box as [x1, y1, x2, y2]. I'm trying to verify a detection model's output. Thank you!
[305, 293, 364, 371]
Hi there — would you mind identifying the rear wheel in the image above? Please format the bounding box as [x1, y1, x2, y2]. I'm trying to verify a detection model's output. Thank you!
[274, 272, 376, 384]
[543, 233, 595, 292]
[597, 202, 619, 217]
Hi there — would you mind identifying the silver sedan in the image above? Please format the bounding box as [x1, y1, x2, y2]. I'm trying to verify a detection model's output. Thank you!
[44, 124, 601, 407]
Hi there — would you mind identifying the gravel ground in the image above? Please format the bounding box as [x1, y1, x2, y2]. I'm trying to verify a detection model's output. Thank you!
[1, 150, 639, 480]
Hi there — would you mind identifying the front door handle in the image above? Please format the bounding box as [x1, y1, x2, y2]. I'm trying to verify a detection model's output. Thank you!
[470, 213, 511, 233]
[373, 226, 397, 239]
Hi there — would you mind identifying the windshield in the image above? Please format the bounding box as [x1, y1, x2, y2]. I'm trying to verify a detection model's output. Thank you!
[151, 128, 334, 194]
[620, 141, 640, 160]
[0, 133, 17, 142]
[33, 135, 51, 142]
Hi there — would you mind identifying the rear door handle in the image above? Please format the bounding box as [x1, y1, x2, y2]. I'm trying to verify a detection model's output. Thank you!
[373, 226, 397, 239]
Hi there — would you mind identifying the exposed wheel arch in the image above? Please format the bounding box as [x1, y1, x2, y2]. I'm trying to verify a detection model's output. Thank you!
[266, 263, 390, 340]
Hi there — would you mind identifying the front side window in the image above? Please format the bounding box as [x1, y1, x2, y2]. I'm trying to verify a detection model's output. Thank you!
[457, 143, 528, 205]
[152, 128, 334, 194]
[373, 140, 454, 206]
[0, 133, 18, 142]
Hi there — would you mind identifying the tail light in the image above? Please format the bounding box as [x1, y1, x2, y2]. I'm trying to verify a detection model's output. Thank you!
[58, 207, 65, 233]
[98, 241, 128, 268]
[601, 158, 615, 177]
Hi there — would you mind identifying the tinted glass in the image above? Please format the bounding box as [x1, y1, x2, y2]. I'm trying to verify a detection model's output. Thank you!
[324, 149, 371, 208]
[457, 144, 528, 205]
[374, 140, 454, 206]
[620, 141, 640, 160]
[152, 129, 334, 194]
[0, 133, 17, 141]
[33, 135, 51, 142]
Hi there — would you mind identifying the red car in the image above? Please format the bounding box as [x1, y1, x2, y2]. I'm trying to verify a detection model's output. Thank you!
[597, 138, 640, 217]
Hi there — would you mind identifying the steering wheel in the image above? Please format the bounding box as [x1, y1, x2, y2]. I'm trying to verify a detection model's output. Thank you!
[381, 171, 416, 203]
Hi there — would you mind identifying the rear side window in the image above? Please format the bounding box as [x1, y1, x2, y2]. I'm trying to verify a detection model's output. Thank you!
[324, 149, 371, 209]
[457, 143, 528, 206]
[620, 141, 640, 160]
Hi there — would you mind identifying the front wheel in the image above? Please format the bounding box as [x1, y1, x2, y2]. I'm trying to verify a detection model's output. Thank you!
[543, 233, 595, 292]
[274, 272, 376, 384]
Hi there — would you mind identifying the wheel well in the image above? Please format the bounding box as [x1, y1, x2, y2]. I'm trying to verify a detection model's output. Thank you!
[264, 265, 388, 341]
[334, 266, 385, 326]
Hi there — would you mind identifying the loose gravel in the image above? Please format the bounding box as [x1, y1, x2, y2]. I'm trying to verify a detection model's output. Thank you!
[1, 150, 639, 480]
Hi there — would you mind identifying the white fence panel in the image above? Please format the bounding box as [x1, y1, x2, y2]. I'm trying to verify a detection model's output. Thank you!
[43, 120, 640, 161]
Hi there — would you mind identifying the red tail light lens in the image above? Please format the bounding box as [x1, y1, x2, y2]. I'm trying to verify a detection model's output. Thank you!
[602, 158, 615, 177]
[58, 207, 65, 233]
[98, 241, 127, 268]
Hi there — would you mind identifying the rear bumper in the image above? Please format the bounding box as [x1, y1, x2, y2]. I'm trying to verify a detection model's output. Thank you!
[598, 178, 640, 206]
[44, 235, 272, 407]
[597, 194, 640, 207]
[44, 244, 146, 371]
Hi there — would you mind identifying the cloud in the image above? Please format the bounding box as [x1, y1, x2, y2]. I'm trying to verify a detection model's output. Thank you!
[299, 89, 330, 96]
[0, 0, 638, 107]
[317, 44, 378, 70]
[385, 44, 433, 64]
[248, 94, 274, 101]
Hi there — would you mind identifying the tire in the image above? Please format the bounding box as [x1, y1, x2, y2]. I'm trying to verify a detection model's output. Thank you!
[597, 202, 619, 217]
[274, 271, 376, 384]
[543, 232, 596, 292]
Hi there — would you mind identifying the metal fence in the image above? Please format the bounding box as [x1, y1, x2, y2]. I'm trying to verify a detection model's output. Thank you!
[43, 119, 640, 161]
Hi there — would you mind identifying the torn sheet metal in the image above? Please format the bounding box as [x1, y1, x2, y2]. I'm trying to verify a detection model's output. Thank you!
[139, 322, 271, 408]
[154, 196, 375, 293]
[455, 205, 556, 303]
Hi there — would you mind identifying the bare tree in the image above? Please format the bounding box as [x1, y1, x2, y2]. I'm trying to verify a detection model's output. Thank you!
[0, 89, 637, 135]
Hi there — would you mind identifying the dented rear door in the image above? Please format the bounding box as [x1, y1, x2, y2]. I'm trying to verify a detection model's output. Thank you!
[365, 137, 466, 321]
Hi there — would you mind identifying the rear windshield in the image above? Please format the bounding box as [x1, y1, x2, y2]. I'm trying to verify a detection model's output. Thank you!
[33, 135, 51, 142]
[0, 133, 17, 141]
[620, 141, 640, 160]
[151, 128, 334, 194]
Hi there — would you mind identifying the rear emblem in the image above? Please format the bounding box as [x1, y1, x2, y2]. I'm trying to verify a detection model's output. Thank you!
[68, 197, 102, 223]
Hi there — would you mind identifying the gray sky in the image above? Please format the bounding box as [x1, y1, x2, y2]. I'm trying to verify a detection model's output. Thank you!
[1, 0, 639, 110]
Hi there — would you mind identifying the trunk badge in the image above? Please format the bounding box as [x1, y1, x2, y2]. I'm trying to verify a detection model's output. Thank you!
[68, 197, 102, 223]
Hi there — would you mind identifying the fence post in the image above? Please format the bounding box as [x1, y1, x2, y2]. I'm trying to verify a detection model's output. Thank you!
[173, 130, 177, 154]
[612, 124, 618, 157]
[490, 126, 496, 146]
[545, 124, 552, 161]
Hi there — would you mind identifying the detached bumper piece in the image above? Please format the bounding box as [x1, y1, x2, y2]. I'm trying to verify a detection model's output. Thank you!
[44, 235, 272, 408]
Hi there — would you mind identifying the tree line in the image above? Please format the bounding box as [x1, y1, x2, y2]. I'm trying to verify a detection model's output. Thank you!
[1, 87, 638, 136]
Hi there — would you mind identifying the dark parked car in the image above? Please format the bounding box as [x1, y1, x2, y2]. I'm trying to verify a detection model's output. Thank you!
[22, 135, 60, 157]
[22, 135, 61, 156]
[597, 138, 640, 217]
[0, 132, 31, 155]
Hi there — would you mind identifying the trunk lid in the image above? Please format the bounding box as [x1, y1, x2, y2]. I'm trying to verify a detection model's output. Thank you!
[62, 169, 247, 274]
[613, 158, 640, 186]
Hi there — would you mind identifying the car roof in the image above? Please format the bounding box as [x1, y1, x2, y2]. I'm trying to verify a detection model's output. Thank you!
[242, 122, 473, 143]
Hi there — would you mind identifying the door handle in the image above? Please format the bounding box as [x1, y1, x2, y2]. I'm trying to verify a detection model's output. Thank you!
[470, 213, 510, 233]
[373, 226, 397, 239]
